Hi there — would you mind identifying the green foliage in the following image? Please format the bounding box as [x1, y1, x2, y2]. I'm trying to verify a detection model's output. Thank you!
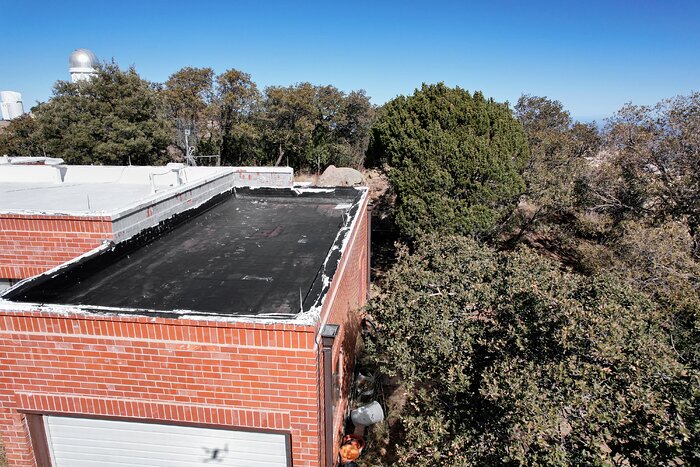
[511, 95, 600, 240]
[33, 63, 170, 165]
[161, 71, 375, 170]
[215, 69, 263, 165]
[260, 83, 375, 170]
[367, 235, 698, 466]
[162, 66, 215, 157]
[367, 83, 529, 240]
[578, 93, 700, 255]
[163, 67, 265, 165]
[576, 220, 700, 371]
[0, 114, 44, 157]
[260, 83, 316, 167]
[509, 94, 700, 378]
[5, 61, 374, 170]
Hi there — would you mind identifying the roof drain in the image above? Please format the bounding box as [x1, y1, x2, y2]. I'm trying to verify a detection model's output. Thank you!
[321, 324, 339, 466]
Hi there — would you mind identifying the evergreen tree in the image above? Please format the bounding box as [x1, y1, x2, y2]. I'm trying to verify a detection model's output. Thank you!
[367, 83, 529, 239]
[33, 63, 170, 165]
[0, 114, 44, 157]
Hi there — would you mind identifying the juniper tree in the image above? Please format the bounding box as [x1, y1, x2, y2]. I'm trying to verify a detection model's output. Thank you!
[367, 83, 529, 239]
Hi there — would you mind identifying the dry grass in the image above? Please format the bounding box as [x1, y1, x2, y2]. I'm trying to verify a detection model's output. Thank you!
[0, 439, 7, 467]
[356, 375, 407, 466]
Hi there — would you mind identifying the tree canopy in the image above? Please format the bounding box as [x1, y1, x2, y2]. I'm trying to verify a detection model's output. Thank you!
[367, 83, 529, 239]
[215, 69, 263, 165]
[580, 93, 700, 256]
[0, 114, 44, 157]
[161, 70, 375, 170]
[162, 66, 215, 158]
[260, 83, 374, 170]
[32, 63, 170, 165]
[2, 62, 375, 172]
[363, 92, 700, 466]
[367, 235, 698, 466]
[510, 95, 600, 240]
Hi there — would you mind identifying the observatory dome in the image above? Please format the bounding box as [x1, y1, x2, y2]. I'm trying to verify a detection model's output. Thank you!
[69, 49, 98, 69]
[69, 48, 98, 83]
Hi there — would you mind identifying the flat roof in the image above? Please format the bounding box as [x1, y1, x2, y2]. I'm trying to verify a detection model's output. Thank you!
[0, 165, 292, 217]
[0, 182, 158, 214]
[0, 165, 234, 216]
[2, 187, 365, 322]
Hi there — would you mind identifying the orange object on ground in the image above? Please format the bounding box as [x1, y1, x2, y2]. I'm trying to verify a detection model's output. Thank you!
[340, 434, 365, 461]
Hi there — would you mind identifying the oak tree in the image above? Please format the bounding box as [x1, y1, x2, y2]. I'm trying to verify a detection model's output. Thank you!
[163, 67, 215, 158]
[367, 235, 698, 466]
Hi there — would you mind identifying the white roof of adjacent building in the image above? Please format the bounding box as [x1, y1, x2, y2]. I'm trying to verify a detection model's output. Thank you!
[2, 181, 164, 214]
[0, 164, 292, 216]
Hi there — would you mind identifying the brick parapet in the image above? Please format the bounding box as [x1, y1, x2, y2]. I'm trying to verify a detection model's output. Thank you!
[316, 190, 370, 464]
[0, 215, 113, 279]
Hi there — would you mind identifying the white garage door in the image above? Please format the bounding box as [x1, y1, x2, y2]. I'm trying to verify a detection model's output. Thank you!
[44, 415, 289, 467]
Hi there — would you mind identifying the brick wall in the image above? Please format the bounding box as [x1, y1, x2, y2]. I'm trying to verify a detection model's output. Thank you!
[0, 215, 112, 280]
[0, 314, 321, 466]
[317, 193, 370, 463]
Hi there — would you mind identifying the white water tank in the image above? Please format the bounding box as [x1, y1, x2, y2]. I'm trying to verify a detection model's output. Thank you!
[0, 91, 24, 120]
[69, 48, 98, 83]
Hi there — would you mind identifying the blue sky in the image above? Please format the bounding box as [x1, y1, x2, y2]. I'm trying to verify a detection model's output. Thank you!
[1, 0, 698, 121]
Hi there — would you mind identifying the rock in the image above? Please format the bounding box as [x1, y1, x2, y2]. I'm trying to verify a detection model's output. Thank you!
[317, 165, 365, 187]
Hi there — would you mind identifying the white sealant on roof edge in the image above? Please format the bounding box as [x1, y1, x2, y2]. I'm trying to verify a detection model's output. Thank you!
[294, 186, 369, 325]
[0, 300, 310, 326]
[1, 241, 113, 296]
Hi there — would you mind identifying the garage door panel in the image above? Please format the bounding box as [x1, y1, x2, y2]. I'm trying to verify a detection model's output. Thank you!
[48, 437, 285, 461]
[48, 446, 286, 465]
[50, 454, 285, 467]
[47, 428, 286, 456]
[44, 416, 289, 467]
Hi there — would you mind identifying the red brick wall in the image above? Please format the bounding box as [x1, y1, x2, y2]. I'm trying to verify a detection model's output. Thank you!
[317, 193, 370, 464]
[0, 313, 321, 466]
[0, 215, 113, 279]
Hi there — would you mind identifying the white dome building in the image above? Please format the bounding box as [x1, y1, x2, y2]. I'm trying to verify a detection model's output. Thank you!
[69, 48, 98, 83]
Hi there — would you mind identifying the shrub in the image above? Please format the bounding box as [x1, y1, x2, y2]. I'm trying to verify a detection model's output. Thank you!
[367, 235, 698, 466]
